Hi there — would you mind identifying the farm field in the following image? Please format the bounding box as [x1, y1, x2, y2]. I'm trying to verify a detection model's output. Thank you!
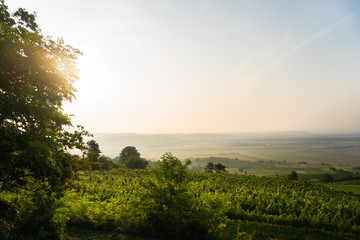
[190, 156, 360, 178]
[3, 133, 360, 239]
[93, 132, 360, 166]
[55, 161, 360, 240]
[57, 132, 360, 239]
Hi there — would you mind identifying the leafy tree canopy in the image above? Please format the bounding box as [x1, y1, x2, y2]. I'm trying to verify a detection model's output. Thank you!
[119, 146, 148, 169]
[98, 155, 116, 170]
[153, 153, 191, 184]
[0, 0, 89, 196]
[124, 156, 148, 169]
[119, 146, 140, 163]
[287, 171, 298, 181]
[86, 139, 101, 162]
[0, 2, 90, 238]
[204, 161, 226, 173]
[141, 153, 195, 237]
[204, 162, 214, 173]
[321, 173, 334, 183]
[214, 162, 226, 173]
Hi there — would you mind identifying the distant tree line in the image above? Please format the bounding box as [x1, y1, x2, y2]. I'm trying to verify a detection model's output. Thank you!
[204, 162, 227, 173]
[84, 141, 232, 174]
[83, 141, 148, 170]
[329, 167, 351, 174]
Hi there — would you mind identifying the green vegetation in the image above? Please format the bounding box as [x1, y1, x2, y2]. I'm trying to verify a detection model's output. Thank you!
[87, 140, 102, 162]
[54, 157, 360, 239]
[119, 146, 148, 169]
[287, 171, 298, 181]
[321, 173, 334, 183]
[0, 2, 89, 239]
[189, 156, 360, 180]
[204, 162, 227, 173]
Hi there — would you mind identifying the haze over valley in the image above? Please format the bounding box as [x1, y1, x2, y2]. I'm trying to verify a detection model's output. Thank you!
[93, 132, 360, 165]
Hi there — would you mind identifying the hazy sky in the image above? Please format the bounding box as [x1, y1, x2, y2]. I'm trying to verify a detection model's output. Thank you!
[7, 0, 360, 133]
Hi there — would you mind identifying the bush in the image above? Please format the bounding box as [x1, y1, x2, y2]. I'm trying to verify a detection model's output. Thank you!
[124, 156, 148, 169]
[287, 171, 298, 181]
[321, 173, 334, 183]
[141, 153, 220, 239]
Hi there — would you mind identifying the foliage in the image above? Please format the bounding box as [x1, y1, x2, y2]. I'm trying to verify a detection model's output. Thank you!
[87, 140, 101, 162]
[214, 163, 226, 173]
[0, 1, 88, 239]
[124, 156, 148, 169]
[141, 153, 199, 238]
[205, 162, 215, 173]
[98, 155, 116, 170]
[287, 171, 298, 181]
[321, 173, 334, 183]
[56, 156, 360, 239]
[85, 140, 106, 170]
[204, 162, 226, 173]
[0, 0, 88, 192]
[119, 146, 148, 169]
[58, 154, 227, 239]
[119, 146, 141, 164]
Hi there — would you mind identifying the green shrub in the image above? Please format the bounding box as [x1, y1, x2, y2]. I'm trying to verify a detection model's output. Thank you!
[141, 153, 222, 239]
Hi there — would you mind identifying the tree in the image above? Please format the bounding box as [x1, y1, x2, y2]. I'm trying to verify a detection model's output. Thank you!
[0, 2, 89, 238]
[321, 173, 334, 183]
[119, 146, 140, 164]
[141, 153, 222, 239]
[214, 163, 226, 173]
[98, 155, 116, 170]
[287, 171, 298, 181]
[86, 140, 101, 162]
[86, 140, 102, 169]
[119, 146, 147, 169]
[205, 162, 226, 173]
[124, 156, 148, 169]
[141, 153, 196, 237]
[204, 162, 215, 173]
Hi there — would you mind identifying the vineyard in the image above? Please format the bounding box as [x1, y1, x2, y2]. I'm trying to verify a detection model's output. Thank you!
[58, 156, 360, 240]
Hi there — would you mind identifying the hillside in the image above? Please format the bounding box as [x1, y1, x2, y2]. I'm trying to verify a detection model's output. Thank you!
[93, 132, 360, 165]
[60, 166, 360, 240]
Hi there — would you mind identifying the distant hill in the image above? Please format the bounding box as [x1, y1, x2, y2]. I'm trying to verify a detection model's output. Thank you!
[91, 132, 360, 163]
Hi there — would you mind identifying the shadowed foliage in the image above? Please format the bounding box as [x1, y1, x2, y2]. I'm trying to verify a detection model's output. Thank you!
[119, 146, 148, 169]
[0, 1, 89, 238]
[287, 171, 298, 181]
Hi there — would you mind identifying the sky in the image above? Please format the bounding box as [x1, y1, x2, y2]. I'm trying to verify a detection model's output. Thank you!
[7, 0, 360, 134]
